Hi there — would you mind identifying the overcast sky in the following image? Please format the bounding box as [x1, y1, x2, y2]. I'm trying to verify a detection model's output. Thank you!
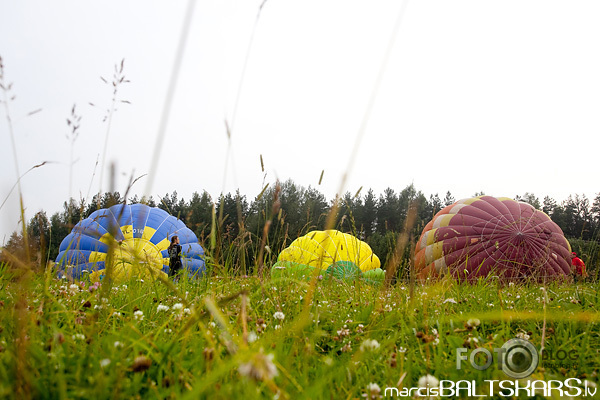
[1, 0, 599, 243]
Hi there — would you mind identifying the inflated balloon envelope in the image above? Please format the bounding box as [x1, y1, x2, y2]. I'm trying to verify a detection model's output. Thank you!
[414, 196, 572, 282]
[272, 230, 384, 283]
[55, 204, 206, 282]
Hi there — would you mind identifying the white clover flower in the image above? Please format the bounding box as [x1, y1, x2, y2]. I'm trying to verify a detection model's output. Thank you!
[363, 382, 381, 398]
[208, 321, 216, 328]
[133, 310, 144, 321]
[398, 347, 407, 353]
[418, 374, 439, 388]
[466, 337, 479, 345]
[384, 304, 393, 312]
[516, 332, 530, 340]
[172, 303, 184, 311]
[247, 331, 258, 343]
[238, 351, 278, 381]
[443, 298, 457, 304]
[114, 341, 123, 348]
[466, 318, 481, 328]
[274, 325, 281, 330]
[360, 339, 380, 352]
[72, 334, 85, 341]
[69, 284, 79, 294]
[183, 308, 191, 315]
[337, 328, 350, 337]
[273, 311, 285, 321]
[100, 358, 111, 368]
[157, 304, 170, 312]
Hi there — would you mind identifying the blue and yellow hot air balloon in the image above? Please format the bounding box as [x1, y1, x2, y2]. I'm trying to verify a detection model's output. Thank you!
[55, 204, 205, 281]
[272, 230, 384, 282]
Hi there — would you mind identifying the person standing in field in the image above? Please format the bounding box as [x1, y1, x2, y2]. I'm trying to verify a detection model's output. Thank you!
[168, 235, 182, 279]
[571, 252, 587, 281]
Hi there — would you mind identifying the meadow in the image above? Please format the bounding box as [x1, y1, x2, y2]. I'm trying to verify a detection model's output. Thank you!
[0, 262, 599, 399]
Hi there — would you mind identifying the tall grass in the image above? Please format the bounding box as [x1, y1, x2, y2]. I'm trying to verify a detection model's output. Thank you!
[1, 2, 600, 397]
[0, 264, 599, 398]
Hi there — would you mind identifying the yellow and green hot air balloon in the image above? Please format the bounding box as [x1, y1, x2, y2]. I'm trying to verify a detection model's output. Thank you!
[272, 230, 384, 282]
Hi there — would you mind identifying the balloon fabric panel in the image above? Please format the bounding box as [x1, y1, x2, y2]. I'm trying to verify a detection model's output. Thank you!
[55, 204, 206, 281]
[414, 196, 571, 281]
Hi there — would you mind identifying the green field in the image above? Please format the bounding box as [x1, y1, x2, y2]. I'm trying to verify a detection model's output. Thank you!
[0, 265, 598, 399]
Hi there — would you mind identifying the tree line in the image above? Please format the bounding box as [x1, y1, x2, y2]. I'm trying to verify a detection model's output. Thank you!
[3, 180, 599, 276]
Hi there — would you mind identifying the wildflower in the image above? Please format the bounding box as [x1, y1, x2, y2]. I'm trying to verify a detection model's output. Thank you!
[516, 332, 530, 340]
[183, 308, 191, 315]
[156, 304, 170, 312]
[100, 358, 111, 368]
[360, 339, 380, 352]
[247, 331, 258, 343]
[356, 324, 365, 334]
[69, 284, 79, 294]
[341, 343, 352, 352]
[384, 304, 393, 312]
[362, 382, 381, 399]
[443, 298, 457, 304]
[466, 318, 481, 328]
[89, 281, 100, 293]
[398, 347, 407, 353]
[238, 350, 278, 381]
[418, 374, 439, 388]
[172, 303, 183, 311]
[114, 341, 123, 348]
[337, 327, 350, 337]
[72, 334, 85, 341]
[273, 311, 285, 321]
[133, 310, 144, 321]
[208, 321, 216, 328]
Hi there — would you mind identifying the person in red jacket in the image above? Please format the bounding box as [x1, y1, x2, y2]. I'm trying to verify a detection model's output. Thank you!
[571, 252, 587, 280]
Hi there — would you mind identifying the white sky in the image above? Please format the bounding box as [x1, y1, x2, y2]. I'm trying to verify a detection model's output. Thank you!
[1, 1, 599, 243]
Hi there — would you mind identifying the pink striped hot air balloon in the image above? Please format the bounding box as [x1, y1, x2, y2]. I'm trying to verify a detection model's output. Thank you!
[414, 196, 572, 282]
